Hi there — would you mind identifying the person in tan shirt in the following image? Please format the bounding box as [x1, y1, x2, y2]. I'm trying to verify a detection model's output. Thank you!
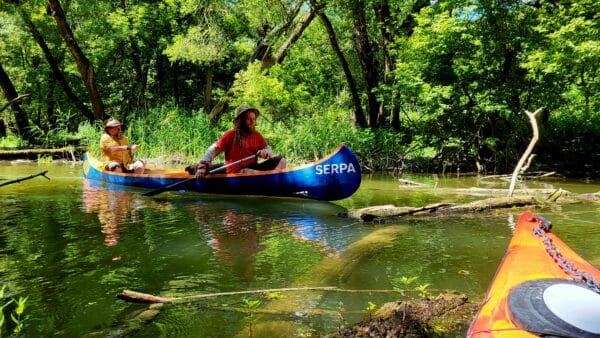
[100, 118, 145, 174]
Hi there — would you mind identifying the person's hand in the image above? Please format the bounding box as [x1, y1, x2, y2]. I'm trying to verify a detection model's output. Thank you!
[195, 160, 210, 178]
[257, 149, 269, 159]
[127, 144, 140, 152]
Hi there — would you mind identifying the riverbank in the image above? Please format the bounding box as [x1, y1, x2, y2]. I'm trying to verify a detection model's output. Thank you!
[0, 146, 86, 161]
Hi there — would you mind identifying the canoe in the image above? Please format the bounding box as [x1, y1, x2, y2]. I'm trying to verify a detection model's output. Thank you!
[82, 144, 361, 201]
[467, 211, 600, 337]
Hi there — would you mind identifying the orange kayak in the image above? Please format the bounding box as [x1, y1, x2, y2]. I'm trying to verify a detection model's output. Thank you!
[467, 211, 600, 337]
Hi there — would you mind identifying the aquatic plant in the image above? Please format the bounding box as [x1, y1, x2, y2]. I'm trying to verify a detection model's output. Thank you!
[240, 298, 261, 338]
[0, 285, 28, 337]
[366, 301, 378, 320]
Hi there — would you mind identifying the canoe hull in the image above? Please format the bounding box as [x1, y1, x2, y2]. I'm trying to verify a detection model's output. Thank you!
[83, 144, 361, 201]
[467, 211, 600, 337]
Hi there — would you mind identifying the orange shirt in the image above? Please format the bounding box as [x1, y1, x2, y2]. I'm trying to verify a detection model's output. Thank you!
[100, 133, 132, 166]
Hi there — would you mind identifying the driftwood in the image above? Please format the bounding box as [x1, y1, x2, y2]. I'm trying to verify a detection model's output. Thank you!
[508, 108, 542, 197]
[341, 196, 538, 222]
[0, 170, 50, 187]
[119, 287, 339, 304]
[0, 146, 85, 160]
[118, 287, 415, 304]
[480, 171, 559, 183]
[237, 225, 408, 337]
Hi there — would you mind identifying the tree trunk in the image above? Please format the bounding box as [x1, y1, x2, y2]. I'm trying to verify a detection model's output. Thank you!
[130, 39, 148, 113]
[0, 63, 32, 142]
[0, 118, 6, 138]
[273, 3, 322, 64]
[204, 71, 213, 112]
[47, 0, 104, 121]
[349, 0, 381, 128]
[373, 1, 404, 131]
[208, 0, 312, 123]
[318, 11, 367, 128]
[17, 4, 94, 123]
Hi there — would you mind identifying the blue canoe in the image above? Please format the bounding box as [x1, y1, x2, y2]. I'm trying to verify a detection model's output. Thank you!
[82, 144, 361, 201]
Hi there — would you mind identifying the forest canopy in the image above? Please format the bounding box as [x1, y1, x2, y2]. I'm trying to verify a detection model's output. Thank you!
[0, 0, 598, 175]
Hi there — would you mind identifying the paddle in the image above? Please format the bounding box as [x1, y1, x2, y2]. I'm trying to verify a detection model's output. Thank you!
[143, 154, 257, 197]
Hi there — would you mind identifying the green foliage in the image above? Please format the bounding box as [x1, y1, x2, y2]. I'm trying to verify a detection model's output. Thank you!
[2, 0, 600, 174]
[240, 298, 261, 338]
[1, 284, 28, 337]
[0, 133, 27, 148]
[365, 301, 377, 320]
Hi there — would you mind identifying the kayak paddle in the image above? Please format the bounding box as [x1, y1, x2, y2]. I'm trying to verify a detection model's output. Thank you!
[143, 154, 257, 197]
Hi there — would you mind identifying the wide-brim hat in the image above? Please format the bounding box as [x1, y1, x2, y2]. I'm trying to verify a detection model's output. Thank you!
[234, 104, 260, 120]
[104, 118, 122, 130]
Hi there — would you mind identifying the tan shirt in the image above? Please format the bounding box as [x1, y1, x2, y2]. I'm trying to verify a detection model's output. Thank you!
[100, 133, 132, 167]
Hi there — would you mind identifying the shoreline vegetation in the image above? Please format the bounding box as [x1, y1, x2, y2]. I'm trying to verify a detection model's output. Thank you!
[1, 105, 599, 178]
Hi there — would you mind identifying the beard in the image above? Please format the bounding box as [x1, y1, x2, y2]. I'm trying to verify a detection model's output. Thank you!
[238, 123, 255, 135]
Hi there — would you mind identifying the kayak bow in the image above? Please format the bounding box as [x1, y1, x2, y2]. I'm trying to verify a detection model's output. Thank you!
[468, 211, 600, 337]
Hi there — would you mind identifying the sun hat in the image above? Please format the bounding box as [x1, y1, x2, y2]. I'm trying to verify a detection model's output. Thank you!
[234, 105, 260, 120]
[104, 118, 123, 132]
[105, 118, 122, 128]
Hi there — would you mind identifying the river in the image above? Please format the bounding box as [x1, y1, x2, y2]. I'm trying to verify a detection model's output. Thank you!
[1, 161, 599, 336]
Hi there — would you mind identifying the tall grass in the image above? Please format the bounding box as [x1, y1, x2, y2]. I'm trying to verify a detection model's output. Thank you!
[75, 105, 408, 170]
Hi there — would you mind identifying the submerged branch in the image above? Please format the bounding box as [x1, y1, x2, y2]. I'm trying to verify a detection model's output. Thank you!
[0, 170, 50, 187]
[117, 287, 429, 304]
[117, 287, 416, 304]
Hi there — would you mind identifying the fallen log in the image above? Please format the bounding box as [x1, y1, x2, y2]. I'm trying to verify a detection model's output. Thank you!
[0, 170, 50, 187]
[0, 146, 85, 160]
[237, 225, 409, 337]
[341, 196, 539, 222]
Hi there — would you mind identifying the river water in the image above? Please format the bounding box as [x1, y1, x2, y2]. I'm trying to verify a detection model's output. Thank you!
[1, 161, 600, 337]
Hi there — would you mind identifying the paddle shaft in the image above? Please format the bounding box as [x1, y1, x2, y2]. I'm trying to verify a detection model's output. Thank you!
[143, 154, 257, 197]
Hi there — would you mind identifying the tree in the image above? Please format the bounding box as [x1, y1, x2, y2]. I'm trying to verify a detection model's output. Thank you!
[47, 0, 104, 121]
[0, 63, 32, 141]
[13, 1, 93, 123]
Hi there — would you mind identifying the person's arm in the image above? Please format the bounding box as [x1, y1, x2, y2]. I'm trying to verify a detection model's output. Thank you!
[107, 144, 139, 153]
[195, 143, 222, 178]
[202, 143, 221, 162]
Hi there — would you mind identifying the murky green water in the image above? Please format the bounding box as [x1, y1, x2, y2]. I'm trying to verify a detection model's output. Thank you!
[1, 162, 600, 337]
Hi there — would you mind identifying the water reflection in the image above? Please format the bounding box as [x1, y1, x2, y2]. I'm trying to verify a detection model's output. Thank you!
[190, 205, 262, 281]
[82, 179, 154, 248]
[183, 195, 356, 252]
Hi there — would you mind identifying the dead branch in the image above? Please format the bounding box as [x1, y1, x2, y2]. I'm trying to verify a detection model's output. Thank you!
[0, 170, 50, 187]
[118, 287, 412, 304]
[508, 108, 543, 197]
[0, 94, 30, 113]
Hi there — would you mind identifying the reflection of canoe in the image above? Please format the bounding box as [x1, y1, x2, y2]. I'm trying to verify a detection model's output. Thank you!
[82, 144, 361, 201]
[467, 211, 600, 337]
